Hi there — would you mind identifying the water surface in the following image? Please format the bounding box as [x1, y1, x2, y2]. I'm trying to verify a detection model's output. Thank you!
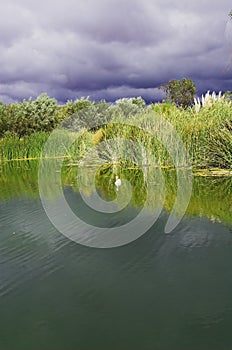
[0, 161, 232, 350]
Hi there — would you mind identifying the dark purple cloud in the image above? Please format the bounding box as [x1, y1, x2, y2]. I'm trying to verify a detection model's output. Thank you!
[0, 0, 232, 104]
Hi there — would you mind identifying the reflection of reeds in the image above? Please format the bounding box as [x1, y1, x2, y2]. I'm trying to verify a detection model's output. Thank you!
[1, 161, 232, 225]
[75, 165, 232, 225]
[186, 176, 232, 224]
[0, 160, 40, 199]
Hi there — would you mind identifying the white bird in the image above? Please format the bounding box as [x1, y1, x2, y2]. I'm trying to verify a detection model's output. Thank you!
[115, 175, 121, 191]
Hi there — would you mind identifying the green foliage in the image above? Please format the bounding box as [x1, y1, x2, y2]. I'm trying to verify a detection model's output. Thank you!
[0, 93, 60, 138]
[0, 103, 18, 137]
[131, 96, 146, 107]
[225, 90, 232, 101]
[62, 100, 112, 131]
[113, 97, 146, 117]
[0, 92, 232, 169]
[0, 132, 49, 160]
[64, 97, 93, 117]
[159, 78, 196, 108]
[14, 93, 59, 138]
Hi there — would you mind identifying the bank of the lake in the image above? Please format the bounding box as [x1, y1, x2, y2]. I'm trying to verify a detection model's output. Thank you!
[0, 98, 232, 169]
[0, 94, 232, 169]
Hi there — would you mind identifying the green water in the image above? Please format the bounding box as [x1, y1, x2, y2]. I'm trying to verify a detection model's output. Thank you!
[0, 161, 232, 350]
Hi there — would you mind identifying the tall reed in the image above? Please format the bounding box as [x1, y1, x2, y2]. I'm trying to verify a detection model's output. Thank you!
[0, 132, 49, 161]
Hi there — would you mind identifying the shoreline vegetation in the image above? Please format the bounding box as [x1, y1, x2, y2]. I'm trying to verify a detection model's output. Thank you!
[0, 91, 232, 173]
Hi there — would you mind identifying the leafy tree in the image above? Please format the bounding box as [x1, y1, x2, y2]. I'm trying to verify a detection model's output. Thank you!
[13, 93, 59, 138]
[225, 90, 232, 101]
[131, 96, 146, 107]
[63, 100, 112, 131]
[159, 78, 196, 108]
[0, 103, 18, 137]
[113, 97, 145, 117]
[32, 93, 59, 132]
[64, 97, 93, 117]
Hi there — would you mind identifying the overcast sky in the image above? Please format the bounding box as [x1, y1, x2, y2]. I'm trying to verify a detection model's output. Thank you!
[0, 0, 232, 104]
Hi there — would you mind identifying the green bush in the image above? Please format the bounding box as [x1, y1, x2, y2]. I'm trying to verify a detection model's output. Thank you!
[13, 93, 59, 137]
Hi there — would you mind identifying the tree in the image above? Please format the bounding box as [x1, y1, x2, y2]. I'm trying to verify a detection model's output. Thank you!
[131, 96, 146, 107]
[224, 90, 232, 101]
[62, 100, 112, 131]
[159, 78, 196, 108]
[64, 97, 93, 117]
[13, 93, 59, 138]
[0, 103, 19, 137]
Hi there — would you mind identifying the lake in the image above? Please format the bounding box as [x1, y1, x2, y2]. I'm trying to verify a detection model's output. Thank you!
[0, 160, 232, 350]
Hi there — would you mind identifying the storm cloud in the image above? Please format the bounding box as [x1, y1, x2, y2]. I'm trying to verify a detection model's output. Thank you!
[0, 0, 231, 103]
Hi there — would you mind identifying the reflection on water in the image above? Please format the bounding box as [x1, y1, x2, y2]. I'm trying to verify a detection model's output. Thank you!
[1, 160, 232, 225]
[0, 160, 232, 350]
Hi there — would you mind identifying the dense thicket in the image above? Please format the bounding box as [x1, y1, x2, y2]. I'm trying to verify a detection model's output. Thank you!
[0, 92, 232, 169]
[0, 94, 145, 138]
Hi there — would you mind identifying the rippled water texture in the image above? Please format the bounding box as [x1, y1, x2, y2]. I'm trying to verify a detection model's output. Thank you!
[0, 161, 232, 350]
